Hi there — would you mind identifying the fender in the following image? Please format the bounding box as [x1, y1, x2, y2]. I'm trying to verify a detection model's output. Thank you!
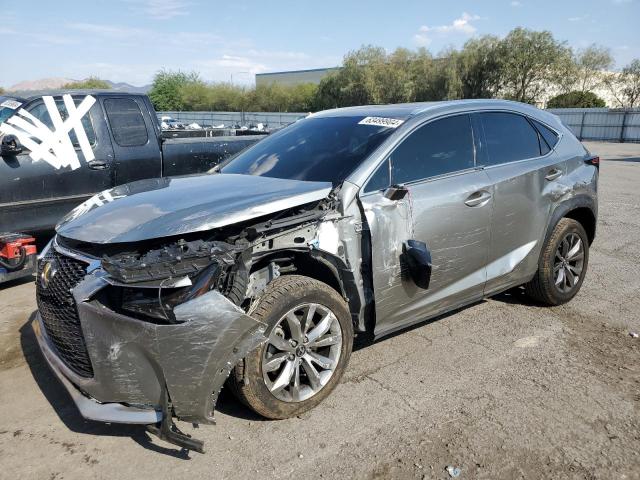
[544, 195, 598, 247]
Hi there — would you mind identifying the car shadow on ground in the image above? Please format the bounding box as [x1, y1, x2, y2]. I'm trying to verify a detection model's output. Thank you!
[19, 313, 197, 459]
[604, 156, 640, 163]
[0, 275, 35, 290]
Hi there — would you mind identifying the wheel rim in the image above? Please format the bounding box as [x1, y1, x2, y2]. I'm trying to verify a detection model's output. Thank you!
[553, 232, 585, 293]
[261, 303, 342, 403]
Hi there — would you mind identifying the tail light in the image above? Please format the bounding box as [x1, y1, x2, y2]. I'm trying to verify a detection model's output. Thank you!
[584, 155, 600, 169]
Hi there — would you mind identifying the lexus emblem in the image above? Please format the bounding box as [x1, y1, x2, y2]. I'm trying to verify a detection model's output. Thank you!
[40, 261, 57, 289]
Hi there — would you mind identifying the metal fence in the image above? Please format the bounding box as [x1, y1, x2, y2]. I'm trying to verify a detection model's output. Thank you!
[159, 108, 640, 142]
[157, 111, 307, 129]
[548, 108, 640, 143]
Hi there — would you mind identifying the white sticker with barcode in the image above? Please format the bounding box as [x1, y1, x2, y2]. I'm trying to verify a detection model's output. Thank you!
[1, 100, 22, 109]
[358, 116, 405, 128]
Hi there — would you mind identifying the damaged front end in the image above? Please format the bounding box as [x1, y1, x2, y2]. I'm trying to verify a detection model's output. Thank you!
[34, 236, 268, 453]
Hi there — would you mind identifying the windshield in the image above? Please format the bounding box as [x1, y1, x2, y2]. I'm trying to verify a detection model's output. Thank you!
[0, 97, 23, 124]
[221, 116, 399, 185]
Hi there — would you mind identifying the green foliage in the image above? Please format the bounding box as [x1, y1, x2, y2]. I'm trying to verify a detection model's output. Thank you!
[496, 28, 573, 103]
[148, 70, 200, 111]
[621, 59, 640, 107]
[604, 58, 640, 108]
[547, 91, 606, 108]
[62, 77, 111, 89]
[148, 29, 618, 112]
[149, 69, 318, 112]
[0, 87, 5, 95]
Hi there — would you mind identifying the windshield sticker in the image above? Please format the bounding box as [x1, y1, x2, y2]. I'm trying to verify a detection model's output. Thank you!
[0, 94, 96, 171]
[0, 100, 22, 109]
[358, 116, 405, 128]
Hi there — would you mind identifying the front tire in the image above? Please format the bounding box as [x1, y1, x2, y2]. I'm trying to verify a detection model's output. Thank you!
[231, 275, 353, 419]
[525, 218, 589, 305]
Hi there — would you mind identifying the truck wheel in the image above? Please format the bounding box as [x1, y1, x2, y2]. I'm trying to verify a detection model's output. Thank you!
[231, 275, 353, 419]
[525, 218, 589, 305]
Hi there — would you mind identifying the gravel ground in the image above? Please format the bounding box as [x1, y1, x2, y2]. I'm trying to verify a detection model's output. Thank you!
[0, 141, 638, 480]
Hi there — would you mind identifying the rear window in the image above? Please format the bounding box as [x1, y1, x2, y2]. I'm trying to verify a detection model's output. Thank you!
[479, 112, 541, 165]
[104, 98, 148, 147]
[531, 118, 559, 150]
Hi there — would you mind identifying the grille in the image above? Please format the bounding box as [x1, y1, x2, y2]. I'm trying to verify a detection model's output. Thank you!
[36, 248, 94, 378]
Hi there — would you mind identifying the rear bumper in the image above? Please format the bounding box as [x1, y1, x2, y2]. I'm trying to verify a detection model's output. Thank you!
[34, 272, 267, 425]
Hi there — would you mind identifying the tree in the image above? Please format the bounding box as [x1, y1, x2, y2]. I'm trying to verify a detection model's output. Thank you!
[496, 28, 573, 104]
[456, 36, 502, 98]
[547, 91, 606, 108]
[605, 59, 640, 108]
[62, 77, 111, 89]
[0, 87, 5, 95]
[572, 45, 613, 93]
[148, 70, 199, 111]
[621, 59, 640, 107]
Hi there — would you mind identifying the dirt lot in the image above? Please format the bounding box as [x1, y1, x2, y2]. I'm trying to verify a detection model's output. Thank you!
[0, 141, 639, 480]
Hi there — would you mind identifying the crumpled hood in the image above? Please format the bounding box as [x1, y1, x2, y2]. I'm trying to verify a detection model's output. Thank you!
[56, 174, 332, 243]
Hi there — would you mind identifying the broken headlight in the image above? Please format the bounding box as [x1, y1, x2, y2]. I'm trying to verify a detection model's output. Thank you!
[101, 239, 239, 324]
[119, 263, 223, 323]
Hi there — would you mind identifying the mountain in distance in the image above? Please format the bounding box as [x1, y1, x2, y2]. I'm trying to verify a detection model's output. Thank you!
[7, 78, 151, 93]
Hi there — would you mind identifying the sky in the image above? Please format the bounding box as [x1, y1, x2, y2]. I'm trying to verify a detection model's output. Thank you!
[1, 0, 639, 88]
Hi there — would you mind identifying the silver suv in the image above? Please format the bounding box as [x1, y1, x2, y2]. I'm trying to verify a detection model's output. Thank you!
[34, 100, 598, 452]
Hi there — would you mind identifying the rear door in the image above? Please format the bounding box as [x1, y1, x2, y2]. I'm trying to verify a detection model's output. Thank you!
[474, 111, 565, 293]
[102, 96, 162, 184]
[0, 95, 114, 232]
[359, 114, 494, 335]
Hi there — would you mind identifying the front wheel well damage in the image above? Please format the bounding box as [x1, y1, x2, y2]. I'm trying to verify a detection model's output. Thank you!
[248, 250, 362, 330]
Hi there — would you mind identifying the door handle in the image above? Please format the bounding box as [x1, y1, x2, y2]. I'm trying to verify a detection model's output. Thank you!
[545, 168, 563, 181]
[464, 190, 492, 207]
[88, 160, 109, 170]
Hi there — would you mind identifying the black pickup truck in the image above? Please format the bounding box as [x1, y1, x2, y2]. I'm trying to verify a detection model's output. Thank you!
[0, 90, 262, 282]
[0, 91, 262, 233]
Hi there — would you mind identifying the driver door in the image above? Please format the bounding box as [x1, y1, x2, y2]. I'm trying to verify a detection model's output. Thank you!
[358, 114, 494, 336]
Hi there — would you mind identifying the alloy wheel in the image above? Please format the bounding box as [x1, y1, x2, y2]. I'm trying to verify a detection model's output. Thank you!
[261, 303, 342, 402]
[553, 232, 585, 293]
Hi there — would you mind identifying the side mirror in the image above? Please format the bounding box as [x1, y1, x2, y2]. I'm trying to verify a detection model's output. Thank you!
[401, 240, 432, 290]
[383, 184, 408, 201]
[1, 135, 23, 156]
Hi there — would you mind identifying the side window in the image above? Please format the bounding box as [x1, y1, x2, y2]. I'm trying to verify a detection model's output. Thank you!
[530, 118, 559, 150]
[364, 159, 391, 193]
[389, 114, 475, 185]
[26, 99, 97, 147]
[479, 112, 541, 165]
[104, 98, 148, 147]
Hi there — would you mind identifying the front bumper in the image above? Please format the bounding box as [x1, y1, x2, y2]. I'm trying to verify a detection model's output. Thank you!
[35, 272, 267, 425]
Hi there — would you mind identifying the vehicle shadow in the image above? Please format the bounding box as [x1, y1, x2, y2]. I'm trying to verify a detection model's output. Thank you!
[603, 156, 640, 163]
[0, 275, 35, 290]
[19, 314, 193, 459]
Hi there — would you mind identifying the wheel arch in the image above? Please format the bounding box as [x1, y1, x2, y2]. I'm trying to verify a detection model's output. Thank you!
[249, 249, 362, 329]
[545, 196, 597, 247]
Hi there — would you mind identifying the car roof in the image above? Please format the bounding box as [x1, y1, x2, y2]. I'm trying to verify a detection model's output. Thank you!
[312, 99, 549, 121]
[10, 90, 142, 101]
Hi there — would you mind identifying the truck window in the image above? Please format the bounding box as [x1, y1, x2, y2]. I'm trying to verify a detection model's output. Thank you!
[26, 99, 97, 147]
[104, 98, 149, 147]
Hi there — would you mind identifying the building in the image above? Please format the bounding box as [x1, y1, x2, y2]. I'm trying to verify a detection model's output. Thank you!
[255, 67, 340, 87]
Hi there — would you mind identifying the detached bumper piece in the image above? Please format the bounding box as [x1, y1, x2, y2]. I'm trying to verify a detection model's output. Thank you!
[146, 388, 205, 454]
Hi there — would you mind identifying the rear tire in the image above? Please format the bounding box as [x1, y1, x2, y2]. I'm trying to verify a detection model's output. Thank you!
[525, 218, 589, 305]
[231, 275, 353, 419]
